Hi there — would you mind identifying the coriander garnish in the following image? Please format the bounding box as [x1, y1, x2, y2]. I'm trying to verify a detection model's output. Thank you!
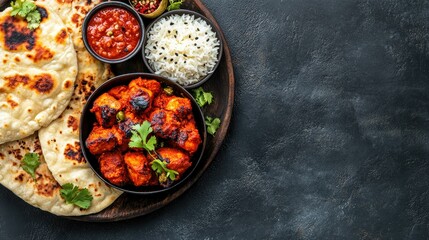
[151, 159, 179, 181]
[60, 183, 93, 209]
[167, 0, 183, 11]
[129, 121, 179, 183]
[10, 0, 41, 30]
[205, 116, 221, 136]
[129, 121, 157, 152]
[21, 152, 40, 179]
[192, 87, 213, 107]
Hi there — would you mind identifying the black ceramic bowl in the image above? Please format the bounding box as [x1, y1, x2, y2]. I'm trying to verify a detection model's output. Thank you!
[82, 1, 145, 64]
[142, 9, 223, 89]
[79, 73, 207, 194]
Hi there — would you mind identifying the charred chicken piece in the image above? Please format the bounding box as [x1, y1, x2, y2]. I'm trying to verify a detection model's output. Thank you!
[128, 88, 152, 113]
[157, 147, 192, 177]
[128, 78, 161, 97]
[111, 125, 128, 152]
[165, 97, 192, 119]
[153, 92, 172, 109]
[116, 110, 144, 140]
[150, 109, 181, 139]
[124, 151, 152, 186]
[91, 93, 122, 128]
[125, 78, 161, 114]
[99, 151, 128, 186]
[108, 85, 129, 100]
[118, 118, 138, 139]
[86, 125, 118, 155]
[176, 120, 202, 155]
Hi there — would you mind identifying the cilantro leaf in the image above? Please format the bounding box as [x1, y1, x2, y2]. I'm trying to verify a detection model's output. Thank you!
[129, 121, 157, 152]
[10, 0, 41, 30]
[60, 183, 93, 209]
[205, 116, 221, 136]
[151, 159, 165, 175]
[146, 135, 157, 152]
[11, 0, 35, 17]
[21, 152, 40, 179]
[129, 131, 144, 148]
[192, 87, 213, 107]
[166, 171, 176, 181]
[151, 159, 179, 182]
[167, 0, 183, 11]
[27, 21, 40, 30]
[26, 10, 41, 30]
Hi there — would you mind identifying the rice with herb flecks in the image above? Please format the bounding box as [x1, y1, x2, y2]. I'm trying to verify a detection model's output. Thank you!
[144, 14, 220, 86]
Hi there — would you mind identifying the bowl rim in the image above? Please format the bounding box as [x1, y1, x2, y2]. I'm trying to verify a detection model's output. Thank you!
[142, 9, 224, 89]
[79, 72, 207, 195]
[82, 1, 145, 64]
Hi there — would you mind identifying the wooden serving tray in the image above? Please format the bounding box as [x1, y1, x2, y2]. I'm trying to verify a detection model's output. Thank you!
[72, 0, 234, 221]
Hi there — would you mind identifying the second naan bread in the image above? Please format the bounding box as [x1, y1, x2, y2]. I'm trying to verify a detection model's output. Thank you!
[0, 134, 119, 216]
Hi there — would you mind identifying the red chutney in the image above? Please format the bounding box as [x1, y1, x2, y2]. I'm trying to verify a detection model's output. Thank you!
[86, 7, 141, 59]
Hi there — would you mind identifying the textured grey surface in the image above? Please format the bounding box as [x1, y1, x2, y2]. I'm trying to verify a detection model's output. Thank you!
[1, 0, 429, 239]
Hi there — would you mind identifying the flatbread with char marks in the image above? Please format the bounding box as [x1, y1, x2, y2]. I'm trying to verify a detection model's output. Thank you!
[0, 3, 78, 144]
[38, 49, 122, 214]
[0, 135, 118, 216]
[0, 0, 122, 216]
[37, 0, 123, 215]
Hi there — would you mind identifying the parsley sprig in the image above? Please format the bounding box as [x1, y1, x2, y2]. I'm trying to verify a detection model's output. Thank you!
[192, 87, 213, 107]
[21, 152, 40, 179]
[10, 0, 41, 30]
[60, 183, 93, 209]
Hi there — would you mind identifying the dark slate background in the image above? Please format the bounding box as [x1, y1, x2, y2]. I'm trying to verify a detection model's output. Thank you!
[1, 0, 429, 239]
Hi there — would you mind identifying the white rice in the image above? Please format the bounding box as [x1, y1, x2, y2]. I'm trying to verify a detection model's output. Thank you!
[144, 14, 221, 86]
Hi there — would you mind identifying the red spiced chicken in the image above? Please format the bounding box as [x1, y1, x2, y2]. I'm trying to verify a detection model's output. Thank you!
[86, 78, 202, 187]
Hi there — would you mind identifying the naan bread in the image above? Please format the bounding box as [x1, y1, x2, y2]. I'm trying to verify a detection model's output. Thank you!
[38, 49, 122, 212]
[0, 3, 78, 144]
[36, 0, 99, 51]
[0, 0, 122, 216]
[37, 0, 122, 213]
[0, 135, 118, 216]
